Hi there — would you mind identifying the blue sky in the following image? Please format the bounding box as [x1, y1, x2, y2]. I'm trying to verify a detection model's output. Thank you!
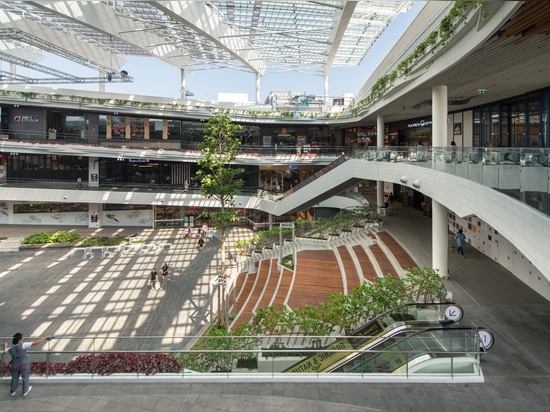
[21, 2, 423, 103]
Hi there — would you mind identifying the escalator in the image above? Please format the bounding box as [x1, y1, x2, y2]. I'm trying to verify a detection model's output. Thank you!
[327, 324, 494, 374]
[283, 303, 493, 374]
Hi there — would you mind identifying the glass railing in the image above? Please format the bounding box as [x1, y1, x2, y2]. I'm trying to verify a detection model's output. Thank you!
[0, 331, 483, 380]
[353, 146, 550, 217]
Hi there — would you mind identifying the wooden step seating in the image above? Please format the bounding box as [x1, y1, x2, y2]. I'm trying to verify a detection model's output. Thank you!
[229, 229, 420, 330]
[368, 243, 399, 278]
[287, 249, 343, 309]
[336, 245, 362, 293]
[270, 266, 293, 308]
[231, 259, 271, 328]
[376, 231, 418, 270]
[230, 272, 256, 316]
[254, 259, 283, 310]
[228, 270, 251, 309]
[351, 245, 379, 283]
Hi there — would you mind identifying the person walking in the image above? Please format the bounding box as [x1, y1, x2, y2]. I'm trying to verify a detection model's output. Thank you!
[389, 192, 394, 207]
[149, 268, 159, 291]
[161, 262, 169, 288]
[198, 236, 205, 251]
[455, 229, 466, 258]
[3, 333, 51, 397]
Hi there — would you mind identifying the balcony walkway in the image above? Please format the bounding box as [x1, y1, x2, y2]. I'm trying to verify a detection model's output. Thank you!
[0, 202, 549, 411]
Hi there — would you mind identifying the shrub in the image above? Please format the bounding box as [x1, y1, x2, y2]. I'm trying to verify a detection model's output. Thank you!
[80, 235, 129, 247]
[22, 231, 81, 245]
[64, 352, 182, 375]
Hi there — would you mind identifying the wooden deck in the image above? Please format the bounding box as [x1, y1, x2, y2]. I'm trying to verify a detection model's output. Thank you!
[271, 267, 293, 308]
[230, 231, 418, 326]
[287, 249, 343, 308]
[336, 245, 361, 292]
[377, 231, 418, 270]
[351, 245, 378, 283]
[369, 243, 399, 277]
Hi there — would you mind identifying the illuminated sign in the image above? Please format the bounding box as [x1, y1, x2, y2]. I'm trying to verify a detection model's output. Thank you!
[407, 120, 432, 128]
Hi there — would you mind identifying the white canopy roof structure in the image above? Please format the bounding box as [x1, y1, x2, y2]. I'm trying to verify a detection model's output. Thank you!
[0, 1, 412, 84]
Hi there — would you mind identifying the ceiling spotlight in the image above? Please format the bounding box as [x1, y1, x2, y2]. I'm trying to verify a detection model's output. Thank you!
[400, 176, 408, 184]
[412, 179, 421, 189]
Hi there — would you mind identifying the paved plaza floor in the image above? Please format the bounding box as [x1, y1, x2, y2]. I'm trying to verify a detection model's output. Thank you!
[1, 205, 549, 411]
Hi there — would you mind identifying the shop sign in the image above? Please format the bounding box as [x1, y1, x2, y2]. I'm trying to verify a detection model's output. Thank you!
[14, 115, 40, 123]
[407, 120, 432, 128]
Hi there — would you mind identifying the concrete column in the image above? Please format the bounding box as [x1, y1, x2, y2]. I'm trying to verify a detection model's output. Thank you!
[377, 115, 385, 208]
[268, 213, 273, 230]
[256, 73, 261, 104]
[432, 200, 448, 275]
[432, 85, 448, 147]
[324, 74, 329, 100]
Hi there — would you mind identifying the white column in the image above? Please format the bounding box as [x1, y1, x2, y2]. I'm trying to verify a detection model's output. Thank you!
[89, 203, 101, 228]
[256, 73, 261, 104]
[377, 115, 385, 208]
[432, 85, 447, 147]
[324, 74, 329, 100]
[99, 69, 106, 92]
[180, 69, 186, 99]
[432, 201, 448, 276]
[88, 157, 99, 188]
[432, 85, 449, 276]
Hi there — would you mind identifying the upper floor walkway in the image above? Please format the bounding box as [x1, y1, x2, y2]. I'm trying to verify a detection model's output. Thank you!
[1, 140, 549, 295]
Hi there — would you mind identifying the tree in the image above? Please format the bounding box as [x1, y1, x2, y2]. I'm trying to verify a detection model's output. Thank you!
[196, 114, 244, 327]
[404, 267, 448, 303]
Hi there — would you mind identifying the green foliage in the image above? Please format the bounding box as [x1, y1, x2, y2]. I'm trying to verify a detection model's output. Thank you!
[195, 114, 245, 327]
[293, 305, 333, 336]
[180, 324, 256, 372]
[252, 227, 293, 250]
[80, 235, 129, 247]
[351, 0, 485, 112]
[195, 114, 244, 232]
[404, 267, 448, 303]
[280, 254, 294, 270]
[235, 239, 251, 255]
[311, 204, 376, 236]
[22, 231, 81, 245]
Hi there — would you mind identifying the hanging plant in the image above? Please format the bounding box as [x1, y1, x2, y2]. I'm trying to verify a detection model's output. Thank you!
[18, 91, 38, 101]
[347, 0, 485, 116]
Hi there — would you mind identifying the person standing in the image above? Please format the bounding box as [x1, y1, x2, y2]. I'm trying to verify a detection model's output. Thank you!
[76, 176, 83, 189]
[455, 229, 466, 258]
[3, 333, 51, 397]
[389, 192, 394, 207]
[149, 268, 159, 291]
[161, 262, 169, 288]
[198, 236, 205, 251]
[383, 193, 389, 208]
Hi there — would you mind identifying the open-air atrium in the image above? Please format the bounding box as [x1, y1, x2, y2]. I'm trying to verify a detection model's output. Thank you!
[1, 2, 550, 411]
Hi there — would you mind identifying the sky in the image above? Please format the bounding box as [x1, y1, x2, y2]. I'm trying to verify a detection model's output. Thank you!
[14, 2, 424, 103]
